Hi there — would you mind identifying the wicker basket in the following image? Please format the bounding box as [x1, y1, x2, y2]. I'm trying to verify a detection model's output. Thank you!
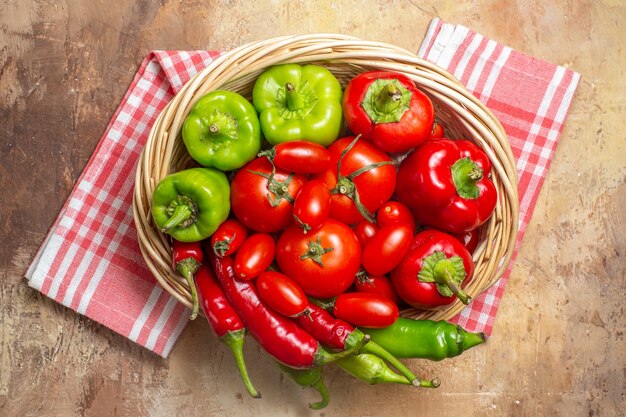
[132, 34, 519, 322]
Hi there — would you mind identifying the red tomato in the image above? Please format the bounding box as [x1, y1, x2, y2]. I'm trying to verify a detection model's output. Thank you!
[353, 220, 378, 247]
[256, 271, 309, 317]
[266, 140, 331, 174]
[376, 201, 416, 232]
[431, 121, 444, 139]
[355, 273, 399, 304]
[315, 136, 396, 224]
[208, 219, 248, 257]
[230, 157, 306, 233]
[276, 219, 361, 298]
[331, 292, 399, 328]
[453, 229, 480, 253]
[293, 179, 331, 233]
[361, 223, 413, 276]
[233, 233, 275, 280]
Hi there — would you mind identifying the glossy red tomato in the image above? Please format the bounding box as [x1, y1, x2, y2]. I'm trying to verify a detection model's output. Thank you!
[256, 271, 309, 317]
[361, 223, 413, 276]
[431, 121, 444, 139]
[276, 219, 361, 298]
[331, 292, 399, 328]
[315, 136, 396, 224]
[233, 233, 275, 280]
[208, 219, 248, 257]
[265, 140, 331, 174]
[353, 220, 378, 247]
[355, 272, 399, 304]
[230, 157, 306, 233]
[376, 201, 416, 232]
[292, 179, 331, 233]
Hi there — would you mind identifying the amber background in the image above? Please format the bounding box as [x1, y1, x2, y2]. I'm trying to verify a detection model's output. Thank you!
[1, 1, 624, 416]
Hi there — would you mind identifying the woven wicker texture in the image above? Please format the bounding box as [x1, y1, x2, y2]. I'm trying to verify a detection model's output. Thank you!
[133, 34, 519, 321]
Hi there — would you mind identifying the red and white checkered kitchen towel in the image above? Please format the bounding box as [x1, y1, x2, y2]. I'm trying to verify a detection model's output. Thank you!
[26, 19, 580, 357]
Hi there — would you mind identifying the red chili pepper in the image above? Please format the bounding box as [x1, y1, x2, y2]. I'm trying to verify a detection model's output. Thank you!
[259, 140, 331, 174]
[342, 71, 435, 153]
[294, 303, 437, 388]
[396, 139, 497, 234]
[210, 255, 368, 369]
[195, 265, 260, 398]
[172, 239, 203, 320]
[391, 229, 475, 309]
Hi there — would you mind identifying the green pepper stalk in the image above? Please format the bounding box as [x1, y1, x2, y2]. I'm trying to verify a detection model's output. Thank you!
[252, 63, 344, 146]
[362, 318, 486, 361]
[182, 90, 262, 171]
[276, 363, 330, 409]
[335, 353, 439, 387]
[151, 168, 230, 242]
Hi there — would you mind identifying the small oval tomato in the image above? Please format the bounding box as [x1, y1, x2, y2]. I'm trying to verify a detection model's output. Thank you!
[231, 157, 306, 233]
[276, 219, 361, 298]
[453, 228, 480, 253]
[256, 271, 309, 317]
[353, 220, 378, 247]
[264, 140, 331, 174]
[431, 121, 444, 139]
[376, 201, 416, 232]
[355, 272, 399, 304]
[233, 233, 275, 280]
[293, 179, 331, 233]
[331, 292, 399, 328]
[208, 219, 248, 257]
[362, 223, 413, 276]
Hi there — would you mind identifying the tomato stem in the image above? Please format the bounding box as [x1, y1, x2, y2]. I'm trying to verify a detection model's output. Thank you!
[300, 237, 334, 267]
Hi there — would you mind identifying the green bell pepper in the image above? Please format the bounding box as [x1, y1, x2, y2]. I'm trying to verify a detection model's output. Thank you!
[252, 63, 343, 146]
[182, 90, 261, 171]
[151, 168, 230, 242]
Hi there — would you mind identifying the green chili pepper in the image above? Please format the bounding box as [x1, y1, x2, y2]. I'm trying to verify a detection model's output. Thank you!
[362, 318, 486, 361]
[335, 353, 439, 387]
[252, 63, 343, 146]
[182, 90, 261, 171]
[151, 167, 230, 242]
[276, 363, 330, 410]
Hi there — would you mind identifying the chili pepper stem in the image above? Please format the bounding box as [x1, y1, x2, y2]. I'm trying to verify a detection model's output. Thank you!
[308, 377, 330, 409]
[314, 334, 371, 366]
[221, 330, 261, 398]
[415, 377, 441, 389]
[176, 258, 201, 320]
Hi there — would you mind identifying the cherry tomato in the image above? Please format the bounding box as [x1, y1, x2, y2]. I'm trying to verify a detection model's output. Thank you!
[256, 271, 309, 317]
[353, 220, 378, 247]
[331, 292, 399, 328]
[293, 179, 331, 233]
[276, 219, 361, 298]
[453, 228, 480, 253]
[208, 219, 248, 257]
[264, 140, 331, 174]
[362, 223, 413, 276]
[231, 157, 306, 233]
[233, 233, 275, 280]
[315, 136, 396, 224]
[376, 201, 416, 232]
[431, 121, 444, 139]
[355, 272, 399, 304]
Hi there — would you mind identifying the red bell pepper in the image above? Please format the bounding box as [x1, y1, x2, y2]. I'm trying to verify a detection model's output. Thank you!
[395, 138, 497, 234]
[391, 229, 474, 309]
[342, 71, 434, 153]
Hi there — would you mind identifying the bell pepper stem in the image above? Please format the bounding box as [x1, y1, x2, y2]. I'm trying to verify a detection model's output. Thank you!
[162, 195, 198, 232]
[161, 204, 192, 232]
[285, 82, 306, 111]
[451, 157, 483, 199]
[222, 330, 261, 399]
[437, 267, 471, 305]
[374, 83, 403, 114]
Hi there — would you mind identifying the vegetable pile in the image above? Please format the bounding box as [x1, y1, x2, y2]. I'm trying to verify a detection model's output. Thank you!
[151, 64, 497, 407]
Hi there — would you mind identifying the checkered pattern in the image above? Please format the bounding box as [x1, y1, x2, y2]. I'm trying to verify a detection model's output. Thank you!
[26, 21, 580, 357]
[419, 18, 580, 333]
